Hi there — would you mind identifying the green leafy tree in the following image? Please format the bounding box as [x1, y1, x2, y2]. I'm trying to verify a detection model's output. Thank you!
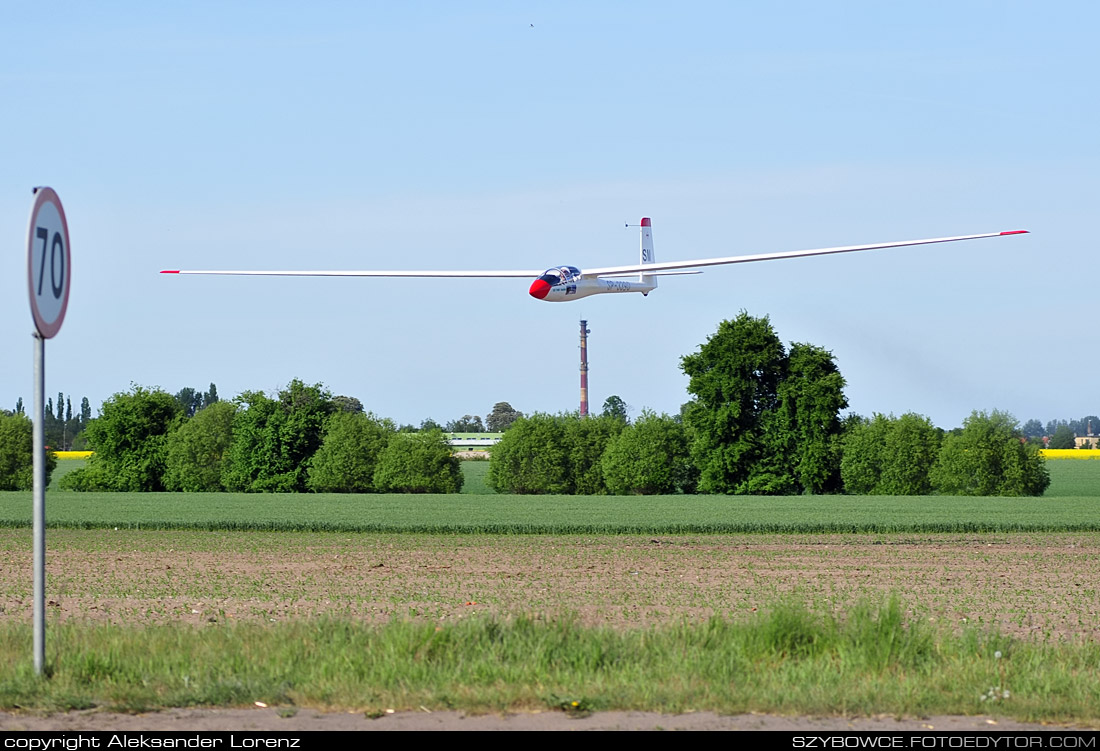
[486, 401, 523, 432]
[488, 413, 625, 494]
[63, 385, 182, 491]
[602, 410, 696, 494]
[332, 395, 364, 414]
[222, 380, 335, 492]
[307, 411, 396, 492]
[841, 413, 941, 495]
[564, 414, 625, 494]
[1045, 419, 1068, 437]
[488, 414, 572, 494]
[601, 395, 629, 423]
[1021, 419, 1044, 439]
[0, 413, 56, 490]
[681, 313, 787, 494]
[419, 418, 442, 432]
[930, 410, 1049, 496]
[174, 387, 203, 418]
[373, 429, 463, 493]
[1048, 424, 1076, 449]
[164, 401, 238, 491]
[446, 415, 485, 433]
[777, 343, 848, 494]
[681, 313, 847, 494]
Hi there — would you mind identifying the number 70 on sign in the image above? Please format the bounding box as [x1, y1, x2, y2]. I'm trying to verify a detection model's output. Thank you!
[27, 187, 71, 339]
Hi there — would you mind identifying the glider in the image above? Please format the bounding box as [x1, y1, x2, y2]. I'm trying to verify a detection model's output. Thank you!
[161, 218, 1028, 302]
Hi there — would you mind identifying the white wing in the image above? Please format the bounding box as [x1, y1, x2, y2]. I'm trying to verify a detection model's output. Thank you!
[160, 269, 541, 277]
[161, 231, 1027, 278]
[581, 231, 1028, 278]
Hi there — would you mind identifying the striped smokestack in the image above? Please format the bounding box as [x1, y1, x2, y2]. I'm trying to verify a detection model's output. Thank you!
[579, 319, 590, 417]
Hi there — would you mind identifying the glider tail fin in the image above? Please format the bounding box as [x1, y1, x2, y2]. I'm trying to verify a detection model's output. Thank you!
[639, 217, 656, 289]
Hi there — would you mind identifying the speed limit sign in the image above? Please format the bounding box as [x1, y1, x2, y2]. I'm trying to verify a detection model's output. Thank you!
[27, 187, 71, 339]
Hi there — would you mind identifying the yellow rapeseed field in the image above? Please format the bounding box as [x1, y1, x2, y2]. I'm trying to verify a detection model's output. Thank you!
[1040, 449, 1100, 460]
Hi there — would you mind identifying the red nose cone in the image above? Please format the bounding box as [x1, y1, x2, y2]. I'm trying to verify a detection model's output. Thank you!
[529, 278, 551, 299]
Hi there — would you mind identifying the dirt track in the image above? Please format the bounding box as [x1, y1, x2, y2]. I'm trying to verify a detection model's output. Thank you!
[1, 708, 1090, 732]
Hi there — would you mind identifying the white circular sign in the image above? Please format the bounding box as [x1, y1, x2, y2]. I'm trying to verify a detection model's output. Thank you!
[27, 187, 71, 339]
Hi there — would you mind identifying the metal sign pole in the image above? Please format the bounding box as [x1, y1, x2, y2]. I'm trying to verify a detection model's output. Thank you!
[27, 186, 70, 677]
[32, 333, 45, 675]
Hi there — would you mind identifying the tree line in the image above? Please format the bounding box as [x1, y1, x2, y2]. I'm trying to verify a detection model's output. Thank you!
[53, 380, 463, 494]
[0, 312, 1055, 496]
[487, 313, 1048, 497]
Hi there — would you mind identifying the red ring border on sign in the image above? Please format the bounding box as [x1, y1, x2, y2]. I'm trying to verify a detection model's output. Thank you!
[26, 187, 71, 339]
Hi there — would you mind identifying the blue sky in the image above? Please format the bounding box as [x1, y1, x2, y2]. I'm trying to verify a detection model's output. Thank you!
[2, 2, 1096, 429]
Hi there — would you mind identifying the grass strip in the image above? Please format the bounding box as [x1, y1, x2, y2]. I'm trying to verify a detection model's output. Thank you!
[1, 598, 1098, 723]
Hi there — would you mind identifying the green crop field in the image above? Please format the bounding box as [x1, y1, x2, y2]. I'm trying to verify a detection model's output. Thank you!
[4, 456, 1100, 534]
[2, 491, 1099, 534]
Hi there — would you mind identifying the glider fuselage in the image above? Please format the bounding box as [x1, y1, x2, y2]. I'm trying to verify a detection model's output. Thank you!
[529, 270, 657, 301]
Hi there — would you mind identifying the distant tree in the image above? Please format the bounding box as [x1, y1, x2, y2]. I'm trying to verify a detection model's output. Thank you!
[373, 429, 463, 493]
[14, 398, 23, 415]
[488, 413, 625, 495]
[446, 415, 485, 433]
[0, 413, 56, 490]
[1048, 424, 1076, 449]
[1021, 419, 1044, 439]
[1070, 415, 1100, 438]
[681, 313, 847, 494]
[681, 313, 787, 494]
[419, 418, 442, 432]
[1045, 419, 1068, 438]
[676, 401, 693, 425]
[43, 397, 57, 448]
[486, 401, 523, 432]
[488, 414, 571, 494]
[564, 414, 625, 494]
[839, 414, 890, 494]
[62, 385, 182, 491]
[601, 395, 629, 423]
[203, 383, 219, 408]
[222, 380, 335, 492]
[841, 413, 941, 495]
[80, 397, 91, 423]
[174, 387, 203, 418]
[307, 411, 395, 492]
[164, 401, 238, 491]
[776, 342, 848, 494]
[332, 395, 364, 414]
[602, 410, 695, 494]
[930, 410, 1049, 496]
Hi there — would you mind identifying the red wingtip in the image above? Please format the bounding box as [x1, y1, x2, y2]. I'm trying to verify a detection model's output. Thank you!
[161, 270, 180, 274]
[999, 230, 1029, 235]
[640, 217, 651, 227]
